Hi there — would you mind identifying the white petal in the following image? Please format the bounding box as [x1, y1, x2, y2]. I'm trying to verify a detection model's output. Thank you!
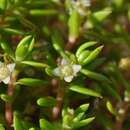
[53, 67, 61, 76]
[61, 59, 68, 65]
[81, 0, 91, 7]
[72, 64, 81, 76]
[7, 63, 15, 72]
[64, 76, 73, 82]
[3, 76, 10, 84]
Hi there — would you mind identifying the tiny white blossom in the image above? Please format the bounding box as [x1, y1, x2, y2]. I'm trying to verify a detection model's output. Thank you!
[73, 0, 91, 7]
[118, 108, 125, 115]
[53, 59, 81, 82]
[0, 62, 15, 84]
[71, 0, 91, 15]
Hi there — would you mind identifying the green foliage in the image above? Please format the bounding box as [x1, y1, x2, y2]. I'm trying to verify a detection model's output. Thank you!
[16, 78, 48, 87]
[15, 36, 34, 61]
[0, 124, 5, 130]
[13, 112, 25, 130]
[39, 119, 57, 130]
[62, 104, 95, 129]
[37, 97, 56, 107]
[68, 9, 80, 40]
[69, 85, 102, 98]
[106, 101, 117, 116]
[0, 0, 130, 130]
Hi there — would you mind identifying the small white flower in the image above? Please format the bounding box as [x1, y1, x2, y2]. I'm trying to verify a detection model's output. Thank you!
[0, 62, 15, 84]
[71, 0, 91, 16]
[72, 0, 91, 7]
[53, 59, 81, 82]
[118, 108, 125, 115]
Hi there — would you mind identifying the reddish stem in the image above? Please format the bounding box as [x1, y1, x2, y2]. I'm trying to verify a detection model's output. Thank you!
[5, 71, 18, 130]
[52, 85, 64, 120]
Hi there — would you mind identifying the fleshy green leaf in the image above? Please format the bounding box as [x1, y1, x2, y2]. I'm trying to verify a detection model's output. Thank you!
[81, 69, 110, 83]
[0, 124, 5, 130]
[29, 9, 57, 16]
[15, 35, 34, 61]
[37, 97, 56, 107]
[69, 85, 102, 98]
[1, 28, 24, 35]
[0, 0, 7, 10]
[72, 117, 95, 129]
[16, 78, 48, 87]
[106, 101, 117, 116]
[75, 104, 90, 114]
[93, 7, 112, 22]
[28, 128, 36, 130]
[76, 41, 97, 57]
[86, 8, 112, 29]
[77, 51, 90, 65]
[113, 0, 123, 8]
[73, 113, 84, 122]
[0, 94, 12, 102]
[13, 112, 24, 130]
[68, 9, 80, 41]
[45, 67, 53, 76]
[39, 119, 55, 130]
[82, 45, 104, 65]
[0, 41, 15, 60]
[21, 61, 48, 68]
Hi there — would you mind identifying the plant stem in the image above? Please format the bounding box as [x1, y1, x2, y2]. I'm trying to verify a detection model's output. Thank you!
[51, 39, 79, 121]
[52, 84, 64, 120]
[5, 71, 18, 130]
[114, 101, 129, 130]
[65, 37, 79, 51]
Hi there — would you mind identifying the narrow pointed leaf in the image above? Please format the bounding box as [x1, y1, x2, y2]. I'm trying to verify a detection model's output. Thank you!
[106, 101, 117, 116]
[69, 85, 102, 98]
[21, 61, 48, 68]
[76, 41, 97, 57]
[73, 113, 84, 122]
[13, 112, 24, 130]
[15, 35, 34, 61]
[45, 67, 53, 76]
[0, 41, 15, 60]
[94, 7, 112, 22]
[39, 119, 54, 130]
[75, 104, 89, 114]
[81, 69, 110, 83]
[2, 28, 24, 35]
[29, 9, 57, 16]
[37, 97, 56, 107]
[72, 117, 95, 129]
[0, 94, 12, 102]
[82, 46, 104, 65]
[77, 51, 90, 64]
[16, 78, 48, 87]
[68, 10, 80, 41]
